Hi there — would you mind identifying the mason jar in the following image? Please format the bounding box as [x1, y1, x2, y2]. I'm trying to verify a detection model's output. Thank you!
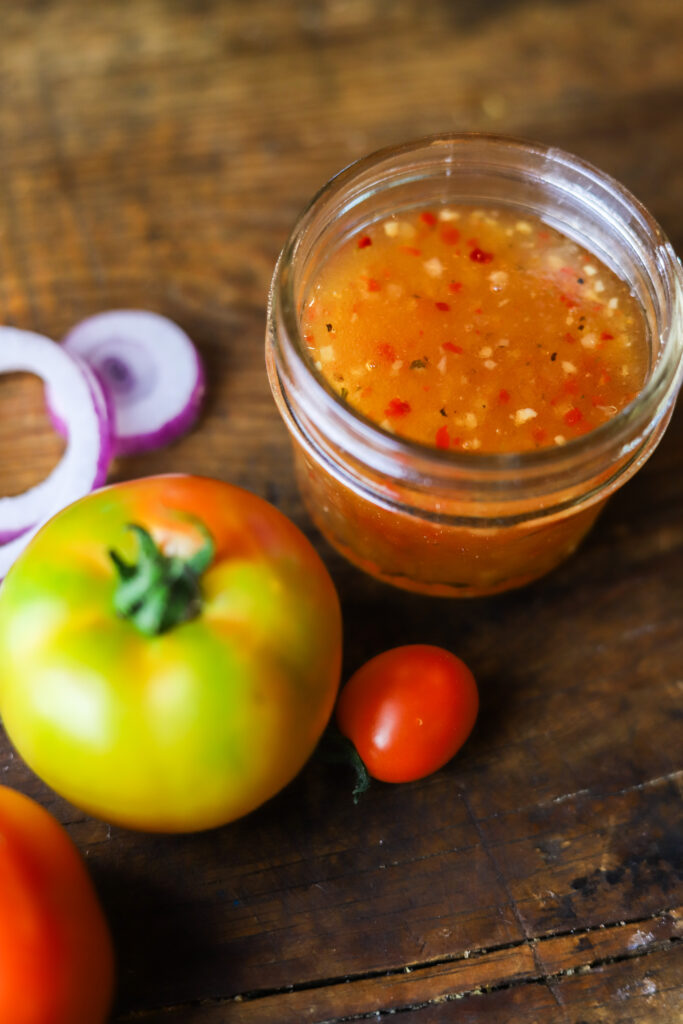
[266, 134, 683, 597]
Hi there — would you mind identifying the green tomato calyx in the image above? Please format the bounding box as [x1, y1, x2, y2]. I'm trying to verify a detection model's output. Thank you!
[109, 522, 214, 636]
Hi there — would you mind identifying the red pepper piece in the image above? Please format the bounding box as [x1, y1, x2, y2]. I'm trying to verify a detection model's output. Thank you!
[470, 247, 494, 263]
[367, 278, 380, 292]
[498, 388, 510, 403]
[440, 227, 460, 245]
[532, 427, 547, 444]
[564, 332, 576, 344]
[401, 246, 422, 256]
[378, 342, 397, 361]
[357, 235, 372, 249]
[435, 425, 450, 449]
[564, 407, 583, 426]
[435, 301, 450, 312]
[600, 331, 614, 340]
[448, 281, 463, 293]
[385, 398, 411, 418]
[442, 342, 462, 353]
[420, 211, 437, 227]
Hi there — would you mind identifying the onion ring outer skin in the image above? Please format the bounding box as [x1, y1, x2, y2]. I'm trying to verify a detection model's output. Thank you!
[0, 328, 112, 581]
[61, 310, 205, 455]
[45, 354, 114, 486]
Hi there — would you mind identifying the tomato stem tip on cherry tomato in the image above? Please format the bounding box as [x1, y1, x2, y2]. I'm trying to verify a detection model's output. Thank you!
[335, 644, 479, 785]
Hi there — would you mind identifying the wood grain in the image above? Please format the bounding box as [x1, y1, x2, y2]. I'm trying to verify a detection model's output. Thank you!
[0, 1, 681, 1021]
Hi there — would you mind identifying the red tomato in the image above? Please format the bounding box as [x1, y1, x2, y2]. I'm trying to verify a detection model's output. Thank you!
[0, 786, 115, 1024]
[336, 644, 478, 783]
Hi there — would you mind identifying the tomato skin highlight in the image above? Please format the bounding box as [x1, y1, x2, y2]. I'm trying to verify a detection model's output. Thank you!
[0, 786, 114, 1024]
[335, 645, 478, 783]
[0, 475, 342, 832]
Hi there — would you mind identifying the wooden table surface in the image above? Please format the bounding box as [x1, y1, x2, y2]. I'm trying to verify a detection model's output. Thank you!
[1, 2, 682, 1021]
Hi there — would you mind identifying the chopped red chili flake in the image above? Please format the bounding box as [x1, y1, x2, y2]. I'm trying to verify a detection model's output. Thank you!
[378, 342, 397, 361]
[401, 246, 422, 256]
[564, 407, 583, 426]
[559, 293, 577, 308]
[357, 235, 372, 249]
[435, 301, 450, 312]
[420, 211, 437, 227]
[367, 278, 380, 292]
[565, 332, 576, 344]
[600, 331, 614, 340]
[440, 227, 460, 245]
[498, 388, 510, 403]
[448, 280, 463, 293]
[532, 427, 547, 444]
[435, 425, 450, 449]
[470, 248, 494, 264]
[385, 398, 411, 418]
[442, 342, 462, 353]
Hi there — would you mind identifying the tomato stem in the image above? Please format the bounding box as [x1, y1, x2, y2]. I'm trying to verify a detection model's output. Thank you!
[317, 726, 371, 804]
[109, 522, 214, 635]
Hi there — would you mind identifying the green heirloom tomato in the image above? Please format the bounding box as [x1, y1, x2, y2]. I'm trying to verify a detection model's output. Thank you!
[0, 475, 342, 832]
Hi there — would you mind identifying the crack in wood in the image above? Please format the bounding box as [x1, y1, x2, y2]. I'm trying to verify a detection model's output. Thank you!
[114, 906, 682, 1021]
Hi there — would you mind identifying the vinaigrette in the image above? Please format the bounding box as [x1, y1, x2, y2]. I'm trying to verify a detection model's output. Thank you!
[302, 206, 647, 453]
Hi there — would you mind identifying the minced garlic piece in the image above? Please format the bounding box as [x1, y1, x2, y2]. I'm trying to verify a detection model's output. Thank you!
[423, 257, 443, 278]
[514, 408, 537, 425]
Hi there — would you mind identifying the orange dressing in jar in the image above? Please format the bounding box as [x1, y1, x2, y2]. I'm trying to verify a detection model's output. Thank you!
[267, 136, 683, 597]
[302, 206, 647, 455]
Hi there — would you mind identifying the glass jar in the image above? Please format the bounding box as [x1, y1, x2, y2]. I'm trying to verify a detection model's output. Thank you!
[266, 134, 683, 597]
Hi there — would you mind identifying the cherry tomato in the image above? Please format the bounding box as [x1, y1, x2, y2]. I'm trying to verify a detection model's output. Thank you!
[0, 475, 342, 831]
[336, 644, 478, 783]
[0, 785, 115, 1024]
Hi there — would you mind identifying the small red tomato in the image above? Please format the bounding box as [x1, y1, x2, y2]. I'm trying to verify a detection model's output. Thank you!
[335, 645, 478, 783]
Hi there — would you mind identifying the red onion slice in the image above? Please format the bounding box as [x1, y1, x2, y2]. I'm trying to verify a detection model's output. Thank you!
[0, 328, 112, 580]
[60, 310, 205, 455]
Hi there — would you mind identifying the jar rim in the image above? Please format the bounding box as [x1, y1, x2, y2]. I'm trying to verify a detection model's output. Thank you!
[270, 132, 683, 483]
